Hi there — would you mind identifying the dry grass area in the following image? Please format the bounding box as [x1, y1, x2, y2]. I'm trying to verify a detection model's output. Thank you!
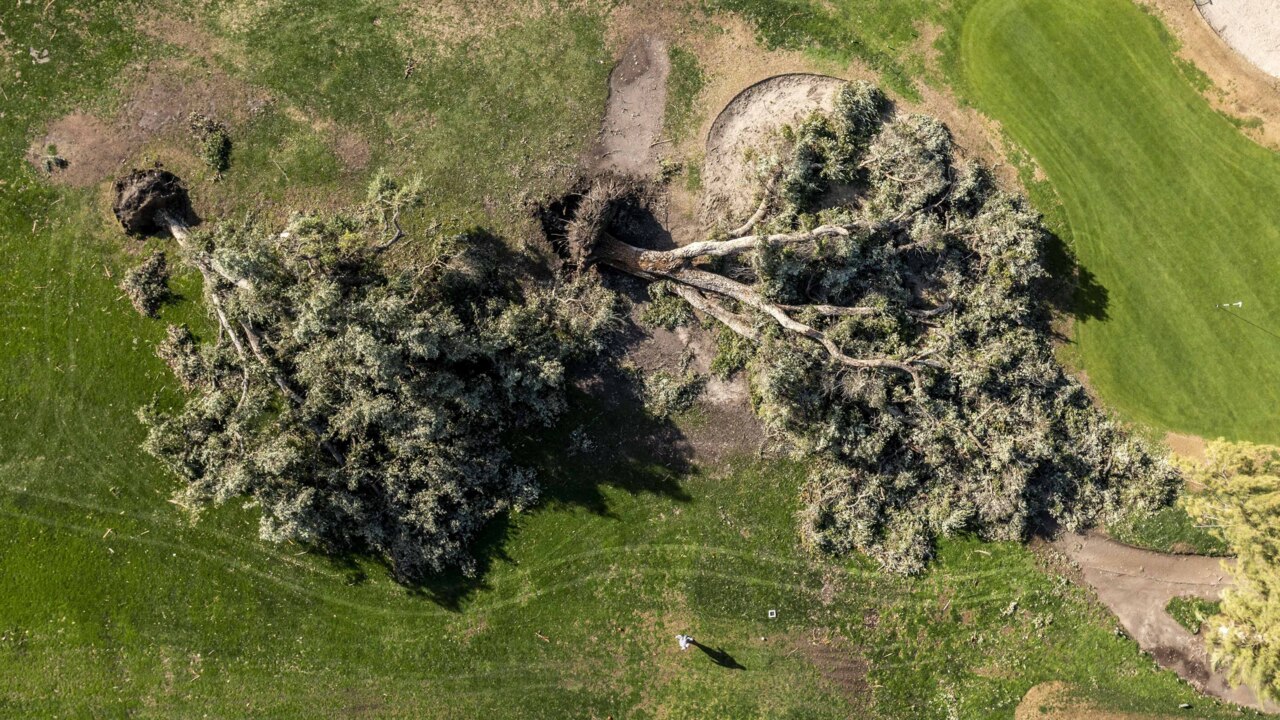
[1015, 682, 1179, 720]
[26, 59, 270, 188]
[1165, 432, 1208, 463]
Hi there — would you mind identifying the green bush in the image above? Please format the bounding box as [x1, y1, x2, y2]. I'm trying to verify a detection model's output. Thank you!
[119, 251, 170, 317]
[188, 112, 232, 173]
[1165, 595, 1220, 635]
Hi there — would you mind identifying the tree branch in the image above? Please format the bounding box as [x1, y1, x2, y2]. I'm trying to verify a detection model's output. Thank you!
[594, 231, 929, 387]
[728, 177, 777, 238]
[780, 304, 881, 317]
[671, 285, 761, 342]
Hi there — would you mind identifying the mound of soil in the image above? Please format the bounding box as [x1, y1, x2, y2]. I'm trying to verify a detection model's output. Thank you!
[112, 168, 193, 236]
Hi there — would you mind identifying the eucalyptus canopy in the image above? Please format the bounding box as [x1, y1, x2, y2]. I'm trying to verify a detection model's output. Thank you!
[566, 82, 1176, 572]
[138, 175, 617, 580]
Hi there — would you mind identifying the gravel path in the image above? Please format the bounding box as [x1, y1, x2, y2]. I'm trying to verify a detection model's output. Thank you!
[1199, 0, 1280, 79]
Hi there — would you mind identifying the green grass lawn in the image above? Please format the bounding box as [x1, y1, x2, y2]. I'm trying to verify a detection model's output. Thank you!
[1167, 595, 1221, 635]
[957, 0, 1280, 443]
[0, 1, 1274, 717]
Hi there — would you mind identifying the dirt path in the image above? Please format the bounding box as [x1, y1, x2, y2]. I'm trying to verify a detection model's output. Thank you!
[591, 34, 670, 178]
[1054, 531, 1276, 712]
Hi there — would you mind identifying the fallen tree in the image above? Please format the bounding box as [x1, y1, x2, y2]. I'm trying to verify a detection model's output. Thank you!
[121, 170, 618, 580]
[564, 81, 1177, 572]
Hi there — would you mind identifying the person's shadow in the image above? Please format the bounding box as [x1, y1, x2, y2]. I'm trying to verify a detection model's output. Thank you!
[690, 640, 745, 670]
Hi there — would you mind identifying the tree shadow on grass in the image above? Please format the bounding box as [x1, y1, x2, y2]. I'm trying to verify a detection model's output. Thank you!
[1041, 230, 1109, 324]
[409, 379, 693, 609]
[309, 513, 517, 612]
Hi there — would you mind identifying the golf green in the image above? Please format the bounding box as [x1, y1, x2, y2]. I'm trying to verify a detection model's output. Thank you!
[962, 0, 1280, 442]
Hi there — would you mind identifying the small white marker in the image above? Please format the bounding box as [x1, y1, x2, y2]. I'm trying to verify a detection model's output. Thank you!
[767, 609, 777, 619]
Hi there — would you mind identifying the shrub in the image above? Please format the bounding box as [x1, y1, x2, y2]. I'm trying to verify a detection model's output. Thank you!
[188, 113, 231, 173]
[120, 251, 170, 317]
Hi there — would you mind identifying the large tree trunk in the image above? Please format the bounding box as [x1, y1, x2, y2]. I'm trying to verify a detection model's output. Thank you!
[592, 230, 934, 386]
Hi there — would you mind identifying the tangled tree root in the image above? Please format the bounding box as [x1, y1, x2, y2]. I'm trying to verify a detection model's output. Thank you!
[112, 167, 195, 236]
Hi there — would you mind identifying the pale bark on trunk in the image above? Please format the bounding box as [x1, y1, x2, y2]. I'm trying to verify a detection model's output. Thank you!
[592, 230, 931, 386]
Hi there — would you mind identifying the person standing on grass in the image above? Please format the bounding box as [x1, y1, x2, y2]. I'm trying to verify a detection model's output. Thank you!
[676, 634, 693, 651]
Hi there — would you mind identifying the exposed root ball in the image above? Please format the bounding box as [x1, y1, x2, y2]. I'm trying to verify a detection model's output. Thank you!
[564, 174, 646, 269]
[112, 168, 193, 236]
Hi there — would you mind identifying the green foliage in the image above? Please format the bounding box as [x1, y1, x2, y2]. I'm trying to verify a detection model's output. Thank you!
[710, 325, 753, 379]
[719, 87, 1176, 574]
[138, 178, 619, 581]
[664, 46, 706, 142]
[777, 82, 888, 209]
[640, 280, 693, 330]
[119, 251, 171, 317]
[1183, 440, 1280, 700]
[642, 366, 705, 418]
[1224, 112, 1265, 131]
[188, 113, 232, 174]
[1166, 595, 1220, 635]
[1107, 504, 1230, 556]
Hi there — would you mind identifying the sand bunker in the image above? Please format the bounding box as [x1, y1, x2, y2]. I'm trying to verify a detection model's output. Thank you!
[700, 73, 846, 227]
[1199, 0, 1280, 80]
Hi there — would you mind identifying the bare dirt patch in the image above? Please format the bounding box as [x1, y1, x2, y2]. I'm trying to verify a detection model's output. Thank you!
[591, 34, 671, 178]
[27, 60, 269, 188]
[1165, 432, 1207, 463]
[1053, 531, 1276, 712]
[624, 315, 764, 464]
[790, 629, 871, 710]
[280, 106, 372, 173]
[1138, 0, 1280, 150]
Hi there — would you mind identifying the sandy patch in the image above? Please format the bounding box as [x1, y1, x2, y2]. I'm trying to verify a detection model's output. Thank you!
[1138, 0, 1280, 150]
[1198, 0, 1280, 79]
[1165, 432, 1207, 463]
[700, 73, 847, 227]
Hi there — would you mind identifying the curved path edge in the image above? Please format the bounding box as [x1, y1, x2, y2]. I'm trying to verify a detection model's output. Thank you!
[1053, 531, 1277, 712]
[1196, 0, 1280, 81]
